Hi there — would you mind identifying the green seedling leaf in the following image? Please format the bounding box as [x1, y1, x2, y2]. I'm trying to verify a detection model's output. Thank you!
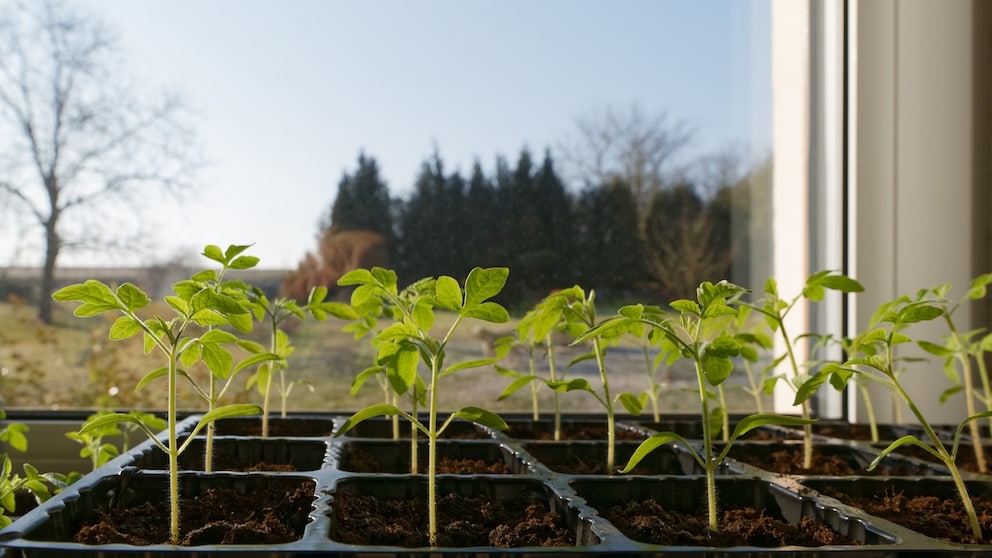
[464, 267, 509, 306]
[827, 365, 855, 391]
[617, 392, 644, 416]
[378, 322, 419, 343]
[896, 302, 943, 325]
[164, 295, 190, 315]
[313, 301, 359, 321]
[434, 275, 462, 311]
[953, 410, 992, 455]
[335, 404, 409, 436]
[51, 280, 118, 308]
[223, 243, 252, 260]
[199, 329, 238, 345]
[233, 352, 282, 375]
[442, 357, 500, 377]
[566, 352, 596, 368]
[78, 412, 144, 436]
[109, 316, 143, 340]
[190, 308, 229, 327]
[387, 345, 420, 394]
[498, 375, 539, 400]
[669, 299, 700, 316]
[793, 369, 831, 405]
[117, 283, 151, 311]
[229, 255, 260, 270]
[449, 407, 508, 431]
[707, 406, 725, 435]
[940, 385, 965, 404]
[918, 340, 955, 358]
[191, 269, 216, 282]
[494, 365, 522, 378]
[201, 343, 234, 379]
[197, 404, 262, 426]
[701, 352, 734, 386]
[618, 304, 644, 320]
[370, 267, 398, 290]
[179, 342, 201, 367]
[868, 435, 941, 471]
[621, 432, 700, 473]
[727, 414, 815, 446]
[571, 316, 625, 344]
[1, 423, 28, 453]
[548, 378, 594, 393]
[816, 274, 864, 293]
[202, 244, 226, 263]
[183, 404, 263, 449]
[134, 366, 169, 391]
[462, 302, 510, 323]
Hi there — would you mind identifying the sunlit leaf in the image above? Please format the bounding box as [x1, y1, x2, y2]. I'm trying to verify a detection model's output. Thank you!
[620, 432, 700, 473]
[335, 404, 408, 436]
[202, 244, 225, 263]
[449, 407, 507, 431]
[497, 375, 538, 400]
[109, 316, 143, 340]
[617, 393, 644, 416]
[462, 301, 510, 323]
[117, 283, 150, 311]
[434, 275, 462, 311]
[464, 267, 508, 306]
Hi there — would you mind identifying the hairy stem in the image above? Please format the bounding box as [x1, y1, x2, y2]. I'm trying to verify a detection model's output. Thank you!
[428, 354, 440, 546]
[528, 349, 539, 421]
[858, 381, 878, 442]
[778, 318, 814, 469]
[205, 374, 216, 473]
[168, 350, 180, 544]
[642, 343, 660, 422]
[743, 360, 764, 413]
[886, 340, 983, 541]
[593, 338, 614, 474]
[718, 385, 729, 442]
[694, 354, 718, 531]
[546, 336, 561, 441]
[978, 356, 992, 436]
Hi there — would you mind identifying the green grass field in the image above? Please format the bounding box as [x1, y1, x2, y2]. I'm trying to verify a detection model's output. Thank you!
[0, 299, 768, 416]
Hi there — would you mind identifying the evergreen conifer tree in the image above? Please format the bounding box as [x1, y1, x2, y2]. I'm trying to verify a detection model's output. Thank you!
[323, 153, 394, 243]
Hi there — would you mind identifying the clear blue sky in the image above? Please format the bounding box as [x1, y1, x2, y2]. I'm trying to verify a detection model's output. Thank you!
[18, 0, 771, 270]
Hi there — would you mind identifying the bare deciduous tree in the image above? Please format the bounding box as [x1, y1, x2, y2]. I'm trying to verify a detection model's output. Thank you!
[0, 0, 200, 322]
[556, 103, 693, 224]
[643, 185, 733, 300]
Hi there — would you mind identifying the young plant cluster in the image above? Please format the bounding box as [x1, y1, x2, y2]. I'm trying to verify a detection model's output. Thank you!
[0, 413, 66, 527]
[578, 280, 814, 531]
[815, 274, 992, 542]
[334, 266, 511, 546]
[52, 244, 349, 544]
[47, 244, 992, 544]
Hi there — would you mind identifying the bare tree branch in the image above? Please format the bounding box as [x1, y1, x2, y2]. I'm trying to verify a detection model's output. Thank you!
[0, 0, 201, 322]
[557, 102, 694, 220]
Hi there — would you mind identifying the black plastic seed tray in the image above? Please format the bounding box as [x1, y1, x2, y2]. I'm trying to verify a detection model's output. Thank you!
[1, 413, 990, 556]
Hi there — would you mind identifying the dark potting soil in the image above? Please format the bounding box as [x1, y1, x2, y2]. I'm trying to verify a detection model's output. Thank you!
[820, 487, 992, 545]
[344, 447, 512, 474]
[815, 423, 879, 441]
[505, 423, 645, 441]
[601, 498, 858, 547]
[332, 491, 575, 547]
[534, 454, 650, 475]
[734, 446, 922, 476]
[72, 481, 314, 546]
[890, 443, 992, 474]
[218, 424, 331, 437]
[211, 458, 298, 472]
